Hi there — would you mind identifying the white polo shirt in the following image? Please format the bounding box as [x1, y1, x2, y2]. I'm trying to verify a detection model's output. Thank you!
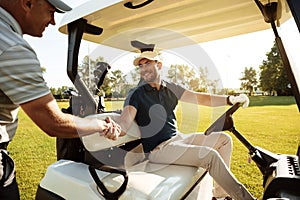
[0, 7, 50, 143]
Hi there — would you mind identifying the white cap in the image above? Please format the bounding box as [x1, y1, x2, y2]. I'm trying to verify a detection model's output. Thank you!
[133, 51, 162, 66]
[47, 0, 72, 13]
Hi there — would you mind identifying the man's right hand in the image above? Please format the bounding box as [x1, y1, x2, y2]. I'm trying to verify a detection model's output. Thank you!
[101, 117, 122, 140]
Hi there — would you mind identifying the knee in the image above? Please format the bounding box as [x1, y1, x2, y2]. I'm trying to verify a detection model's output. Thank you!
[219, 132, 232, 147]
[198, 147, 220, 161]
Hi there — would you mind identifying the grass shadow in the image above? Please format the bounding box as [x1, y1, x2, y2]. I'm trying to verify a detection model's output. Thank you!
[249, 96, 297, 106]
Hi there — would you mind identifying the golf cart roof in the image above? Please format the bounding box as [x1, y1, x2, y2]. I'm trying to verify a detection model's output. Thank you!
[58, 0, 292, 51]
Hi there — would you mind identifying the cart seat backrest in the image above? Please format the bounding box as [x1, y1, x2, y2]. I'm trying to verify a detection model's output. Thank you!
[82, 113, 141, 152]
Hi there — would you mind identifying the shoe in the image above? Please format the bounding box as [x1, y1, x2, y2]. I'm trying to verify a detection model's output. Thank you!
[212, 197, 232, 200]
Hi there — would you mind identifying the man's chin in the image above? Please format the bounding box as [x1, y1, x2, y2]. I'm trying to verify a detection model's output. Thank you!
[26, 32, 43, 37]
[143, 78, 153, 83]
[142, 75, 154, 83]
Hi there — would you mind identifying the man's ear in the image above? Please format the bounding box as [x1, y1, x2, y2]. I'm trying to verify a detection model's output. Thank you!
[157, 62, 163, 69]
[22, 0, 33, 11]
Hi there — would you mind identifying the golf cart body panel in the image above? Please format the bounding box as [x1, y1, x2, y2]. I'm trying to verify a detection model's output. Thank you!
[37, 0, 300, 199]
[38, 159, 211, 200]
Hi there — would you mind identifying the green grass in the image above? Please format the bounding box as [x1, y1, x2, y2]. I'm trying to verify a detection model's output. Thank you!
[9, 97, 300, 199]
[248, 95, 297, 106]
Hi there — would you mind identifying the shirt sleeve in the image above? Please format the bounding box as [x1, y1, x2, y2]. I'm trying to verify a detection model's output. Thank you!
[0, 44, 50, 105]
[165, 81, 185, 99]
[124, 87, 140, 110]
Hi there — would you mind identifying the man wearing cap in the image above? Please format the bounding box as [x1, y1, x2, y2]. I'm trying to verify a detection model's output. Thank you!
[0, 0, 121, 199]
[108, 51, 256, 200]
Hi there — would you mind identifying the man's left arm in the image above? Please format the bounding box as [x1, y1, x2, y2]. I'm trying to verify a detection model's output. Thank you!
[180, 90, 249, 108]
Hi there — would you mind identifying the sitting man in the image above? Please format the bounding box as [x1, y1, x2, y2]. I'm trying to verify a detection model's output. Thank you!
[106, 51, 256, 200]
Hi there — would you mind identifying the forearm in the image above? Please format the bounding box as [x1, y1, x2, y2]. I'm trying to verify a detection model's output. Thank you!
[198, 93, 228, 107]
[21, 94, 109, 138]
[46, 113, 107, 138]
[115, 117, 131, 136]
[116, 105, 138, 136]
[181, 90, 228, 107]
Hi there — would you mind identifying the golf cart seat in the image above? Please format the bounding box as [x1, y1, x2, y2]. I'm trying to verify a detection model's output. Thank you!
[37, 159, 212, 200]
[36, 113, 212, 200]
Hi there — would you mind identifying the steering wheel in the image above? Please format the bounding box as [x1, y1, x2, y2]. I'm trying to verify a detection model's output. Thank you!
[204, 103, 241, 135]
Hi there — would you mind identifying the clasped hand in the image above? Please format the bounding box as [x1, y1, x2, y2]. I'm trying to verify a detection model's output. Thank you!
[102, 117, 122, 140]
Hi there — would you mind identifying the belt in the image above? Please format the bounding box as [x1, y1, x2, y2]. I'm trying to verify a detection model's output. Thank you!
[0, 142, 9, 150]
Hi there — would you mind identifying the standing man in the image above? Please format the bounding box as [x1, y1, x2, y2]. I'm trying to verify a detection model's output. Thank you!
[0, 0, 121, 199]
[107, 51, 256, 200]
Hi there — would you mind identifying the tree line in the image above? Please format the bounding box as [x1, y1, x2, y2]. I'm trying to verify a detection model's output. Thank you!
[240, 42, 292, 96]
[50, 41, 291, 99]
[50, 56, 225, 99]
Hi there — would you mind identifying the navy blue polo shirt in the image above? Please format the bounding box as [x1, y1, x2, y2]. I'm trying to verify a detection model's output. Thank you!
[124, 80, 185, 153]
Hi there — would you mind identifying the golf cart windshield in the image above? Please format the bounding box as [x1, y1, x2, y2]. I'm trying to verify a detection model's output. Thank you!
[59, 0, 300, 111]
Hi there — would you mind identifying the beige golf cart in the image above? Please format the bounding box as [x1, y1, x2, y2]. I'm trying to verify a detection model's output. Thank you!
[36, 0, 300, 199]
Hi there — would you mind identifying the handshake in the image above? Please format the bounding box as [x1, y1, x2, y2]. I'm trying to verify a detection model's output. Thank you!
[227, 94, 250, 108]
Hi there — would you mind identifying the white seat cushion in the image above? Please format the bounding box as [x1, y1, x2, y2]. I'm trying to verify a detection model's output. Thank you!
[40, 159, 212, 200]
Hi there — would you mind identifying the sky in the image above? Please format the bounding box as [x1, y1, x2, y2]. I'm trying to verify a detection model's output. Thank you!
[24, 0, 300, 90]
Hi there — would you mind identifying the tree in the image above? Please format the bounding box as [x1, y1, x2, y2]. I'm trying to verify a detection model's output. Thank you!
[197, 67, 210, 92]
[240, 67, 257, 96]
[259, 42, 292, 96]
[129, 67, 141, 85]
[167, 64, 200, 90]
[78, 56, 105, 95]
[195, 66, 220, 93]
[107, 69, 127, 98]
[50, 86, 71, 99]
[167, 65, 220, 93]
[167, 64, 198, 90]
